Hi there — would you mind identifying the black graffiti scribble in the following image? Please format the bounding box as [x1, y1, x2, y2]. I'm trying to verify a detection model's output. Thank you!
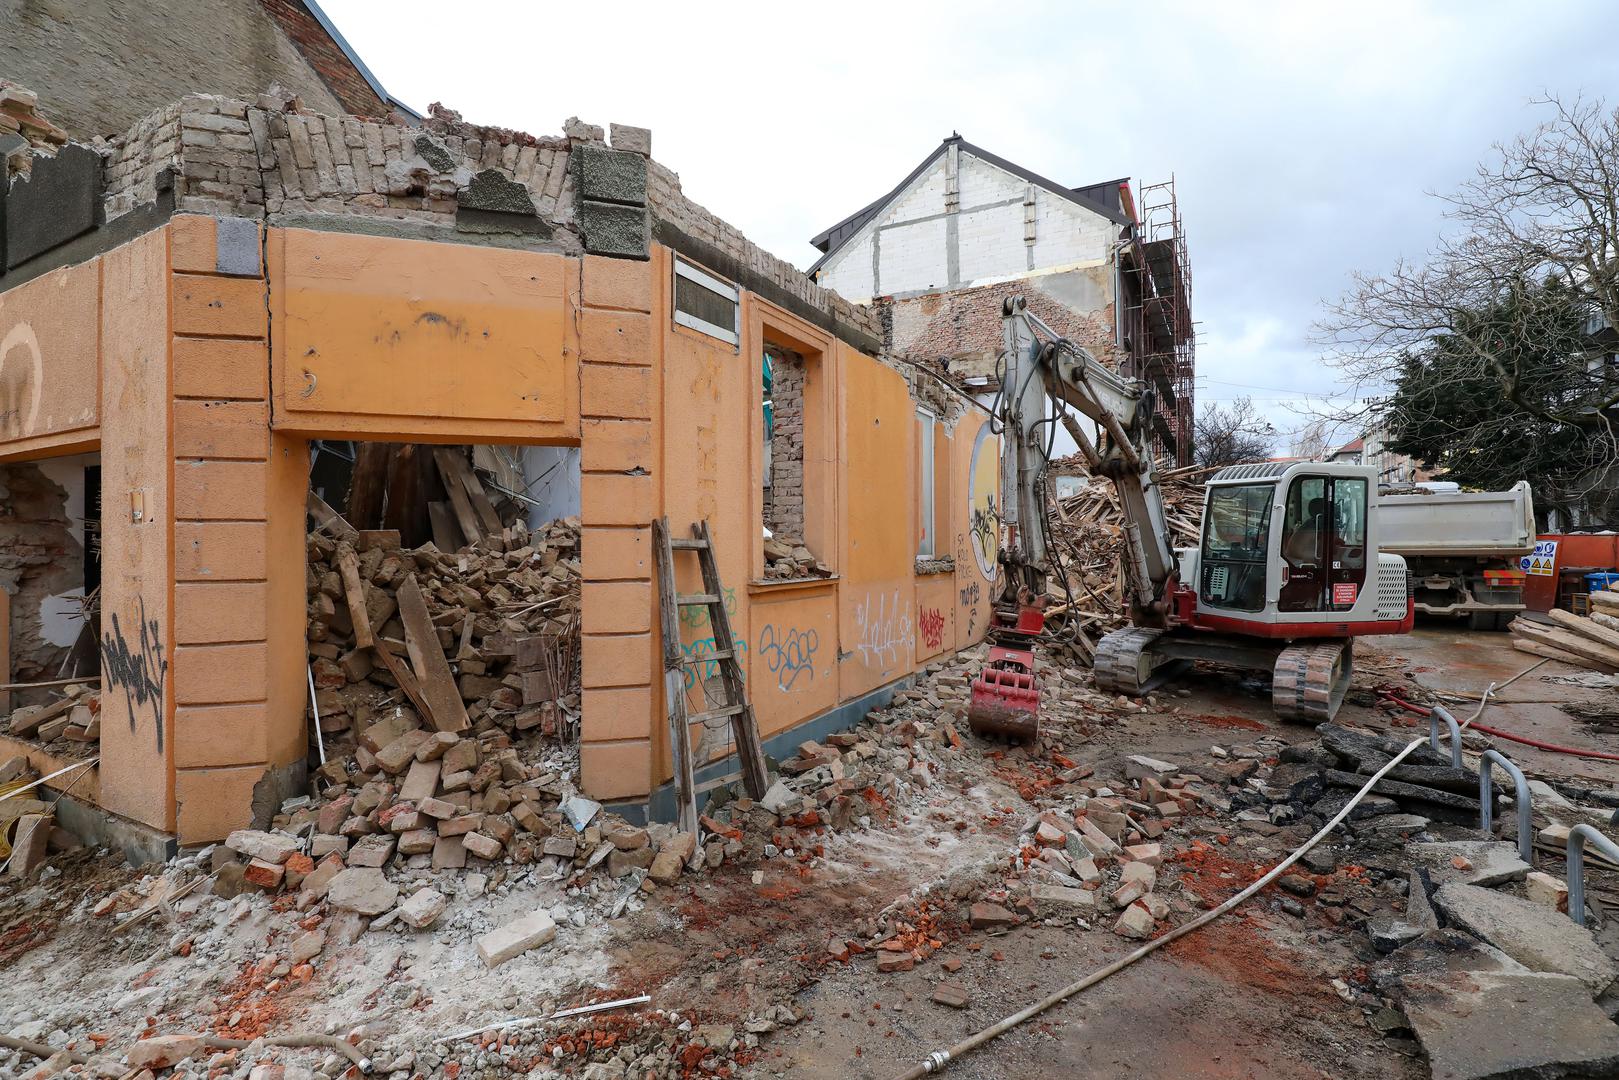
[970, 495, 1000, 571]
[959, 580, 981, 608]
[100, 595, 168, 751]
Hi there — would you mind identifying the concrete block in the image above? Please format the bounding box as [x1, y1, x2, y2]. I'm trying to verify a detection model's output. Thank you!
[477, 910, 557, 968]
[1433, 882, 1617, 995]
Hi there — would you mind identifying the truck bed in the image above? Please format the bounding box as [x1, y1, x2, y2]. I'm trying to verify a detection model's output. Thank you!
[1377, 481, 1535, 558]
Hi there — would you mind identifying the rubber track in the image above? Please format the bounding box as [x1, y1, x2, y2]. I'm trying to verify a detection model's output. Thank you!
[1272, 640, 1351, 723]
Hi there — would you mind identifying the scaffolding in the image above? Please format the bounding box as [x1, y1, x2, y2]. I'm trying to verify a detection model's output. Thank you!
[1120, 176, 1195, 466]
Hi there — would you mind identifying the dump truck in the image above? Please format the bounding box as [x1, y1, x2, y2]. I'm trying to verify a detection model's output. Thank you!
[1377, 480, 1535, 630]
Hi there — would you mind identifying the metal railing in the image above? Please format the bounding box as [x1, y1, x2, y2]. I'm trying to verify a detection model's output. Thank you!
[1430, 704, 1463, 768]
[1567, 825, 1619, 927]
[1479, 750, 1532, 864]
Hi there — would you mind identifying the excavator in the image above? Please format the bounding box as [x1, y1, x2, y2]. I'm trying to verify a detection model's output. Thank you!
[967, 297, 1415, 740]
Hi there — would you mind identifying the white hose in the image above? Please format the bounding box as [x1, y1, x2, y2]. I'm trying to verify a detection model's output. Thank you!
[894, 661, 1545, 1079]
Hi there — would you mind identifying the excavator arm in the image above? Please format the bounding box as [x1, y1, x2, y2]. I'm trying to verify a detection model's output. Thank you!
[996, 295, 1177, 625]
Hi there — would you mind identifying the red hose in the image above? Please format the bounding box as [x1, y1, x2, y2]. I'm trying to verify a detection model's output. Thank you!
[1376, 687, 1619, 763]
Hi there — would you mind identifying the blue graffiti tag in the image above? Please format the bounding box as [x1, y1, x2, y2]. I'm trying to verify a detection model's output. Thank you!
[681, 636, 747, 692]
[757, 624, 819, 691]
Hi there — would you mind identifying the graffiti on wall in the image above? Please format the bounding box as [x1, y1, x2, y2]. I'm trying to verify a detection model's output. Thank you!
[967, 423, 1000, 578]
[918, 606, 945, 651]
[682, 636, 747, 693]
[757, 624, 819, 691]
[853, 589, 914, 667]
[679, 585, 737, 631]
[100, 595, 167, 751]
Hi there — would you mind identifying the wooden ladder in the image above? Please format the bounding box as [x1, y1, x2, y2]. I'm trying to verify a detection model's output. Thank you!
[653, 517, 770, 832]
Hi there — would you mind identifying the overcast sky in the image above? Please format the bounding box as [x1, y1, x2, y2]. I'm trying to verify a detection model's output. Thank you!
[325, 0, 1617, 446]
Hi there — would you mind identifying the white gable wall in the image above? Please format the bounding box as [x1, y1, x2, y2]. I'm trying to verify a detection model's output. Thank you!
[815, 146, 1121, 303]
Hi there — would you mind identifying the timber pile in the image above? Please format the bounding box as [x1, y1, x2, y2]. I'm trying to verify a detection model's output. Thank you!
[1511, 595, 1619, 673]
[1042, 462, 1211, 658]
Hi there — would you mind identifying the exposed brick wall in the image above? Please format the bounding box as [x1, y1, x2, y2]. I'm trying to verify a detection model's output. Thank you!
[257, 0, 390, 119]
[766, 349, 806, 540]
[882, 276, 1122, 383]
[0, 464, 84, 684]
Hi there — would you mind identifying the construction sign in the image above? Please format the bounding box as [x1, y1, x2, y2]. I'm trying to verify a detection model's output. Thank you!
[1521, 539, 1558, 577]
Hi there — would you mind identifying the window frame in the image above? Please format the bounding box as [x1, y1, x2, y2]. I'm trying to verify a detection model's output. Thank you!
[916, 406, 936, 559]
[673, 257, 740, 345]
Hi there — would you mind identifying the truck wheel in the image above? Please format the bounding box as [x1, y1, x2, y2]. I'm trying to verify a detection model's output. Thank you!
[1467, 612, 1494, 631]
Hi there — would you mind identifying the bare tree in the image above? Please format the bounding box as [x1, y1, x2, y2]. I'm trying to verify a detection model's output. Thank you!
[1286, 415, 1345, 461]
[1192, 396, 1275, 468]
[1320, 95, 1619, 518]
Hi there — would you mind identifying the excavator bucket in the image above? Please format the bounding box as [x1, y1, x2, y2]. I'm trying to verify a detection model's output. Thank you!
[968, 644, 1040, 740]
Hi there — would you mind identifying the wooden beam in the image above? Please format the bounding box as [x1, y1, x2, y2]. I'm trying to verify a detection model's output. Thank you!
[346, 441, 394, 531]
[396, 574, 470, 733]
[432, 448, 484, 546]
[1549, 607, 1619, 652]
[335, 547, 374, 649]
[0, 675, 100, 693]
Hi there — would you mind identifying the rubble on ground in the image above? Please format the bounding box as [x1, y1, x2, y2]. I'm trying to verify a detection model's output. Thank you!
[2, 682, 101, 754]
[761, 533, 832, 581]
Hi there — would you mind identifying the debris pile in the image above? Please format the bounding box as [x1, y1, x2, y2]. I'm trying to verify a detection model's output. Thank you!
[1512, 599, 1619, 673]
[3, 682, 100, 753]
[305, 517, 581, 742]
[0, 82, 69, 178]
[1042, 462, 1210, 654]
[761, 532, 832, 581]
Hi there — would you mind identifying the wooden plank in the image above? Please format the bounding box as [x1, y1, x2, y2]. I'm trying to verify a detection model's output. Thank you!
[427, 501, 463, 552]
[335, 547, 375, 649]
[307, 491, 358, 542]
[1512, 637, 1617, 673]
[1549, 607, 1619, 652]
[370, 641, 438, 724]
[432, 448, 484, 546]
[439, 447, 503, 537]
[346, 441, 394, 531]
[396, 574, 471, 733]
[0, 675, 100, 692]
[1512, 620, 1619, 668]
[382, 444, 430, 548]
[653, 518, 698, 834]
[696, 519, 769, 800]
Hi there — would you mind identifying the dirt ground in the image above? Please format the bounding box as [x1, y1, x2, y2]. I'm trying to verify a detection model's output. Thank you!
[3, 622, 1615, 1079]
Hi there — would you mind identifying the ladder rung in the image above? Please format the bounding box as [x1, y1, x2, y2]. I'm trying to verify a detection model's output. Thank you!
[676, 593, 720, 606]
[690, 703, 746, 725]
[683, 648, 734, 663]
[669, 538, 708, 550]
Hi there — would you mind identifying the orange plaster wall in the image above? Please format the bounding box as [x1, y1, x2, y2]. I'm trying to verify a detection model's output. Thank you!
[837, 348, 920, 701]
[268, 229, 578, 443]
[0, 260, 101, 461]
[953, 412, 999, 647]
[96, 228, 174, 832]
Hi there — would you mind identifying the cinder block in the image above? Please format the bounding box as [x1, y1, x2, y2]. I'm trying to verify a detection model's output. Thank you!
[173, 337, 269, 400]
[174, 643, 267, 704]
[581, 581, 651, 635]
[173, 399, 269, 460]
[579, 739, 652, 800]
[174, 460, 267, 521]
[582, 633, 652, 689]
[581, 472, 653, 528]
[174, 763, 265, 843]
[581, 418, 652, 473]
[171, 274, 265, 337]
[175, 521, 268, 581]
[579, 308, 651, 365]
[580, 687, 654, 744]
[581, 526, 651, 581]
[175, 582, 267, 644]
[581, 364, 652, 420]
[173, 703, 269, 768]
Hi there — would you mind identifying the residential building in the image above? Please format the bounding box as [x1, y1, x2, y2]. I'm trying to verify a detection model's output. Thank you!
[808, 136, 1195, 464]
[0, 82, 998, 849]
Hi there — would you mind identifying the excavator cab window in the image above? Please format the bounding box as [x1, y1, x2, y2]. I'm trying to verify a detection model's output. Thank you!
[1280, 475, 1369, 611]
[1199, 483, 1274, 612]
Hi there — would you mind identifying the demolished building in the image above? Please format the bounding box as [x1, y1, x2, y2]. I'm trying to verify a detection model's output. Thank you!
[0, 84, 1002, 854]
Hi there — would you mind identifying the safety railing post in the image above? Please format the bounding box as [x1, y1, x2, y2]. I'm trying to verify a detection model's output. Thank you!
[1430, 705, 1463, 768]
[1566, 824, 1619, 927]
[1479, 749, 1532, 864]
